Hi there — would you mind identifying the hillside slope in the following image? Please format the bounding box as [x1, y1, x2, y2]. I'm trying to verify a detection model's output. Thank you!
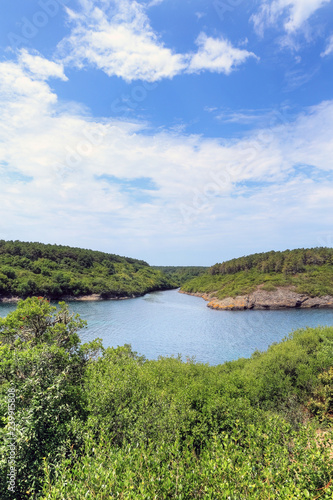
[0, 240, 175, 300]
[181, 248, 333, 310]
[152, 266, 208, 286]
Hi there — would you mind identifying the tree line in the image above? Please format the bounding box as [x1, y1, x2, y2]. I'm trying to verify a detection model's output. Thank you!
[152, 266, 208, 286]
[0, 240, 174, 299]
[210, 247, 333, 276]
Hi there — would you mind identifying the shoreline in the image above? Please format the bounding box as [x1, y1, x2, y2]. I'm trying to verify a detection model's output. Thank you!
[0, 288, 176, 304]
[0, 293, 141, 304]
[0, 294, 140, 303]
[179, 288, 333, 311]
[63, 293, 138, 302]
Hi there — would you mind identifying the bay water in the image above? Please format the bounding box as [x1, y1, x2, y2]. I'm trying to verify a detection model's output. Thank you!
[1, 289, 333, 365]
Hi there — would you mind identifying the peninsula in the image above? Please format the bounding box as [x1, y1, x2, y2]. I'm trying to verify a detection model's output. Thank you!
[181, 247, 333, 310]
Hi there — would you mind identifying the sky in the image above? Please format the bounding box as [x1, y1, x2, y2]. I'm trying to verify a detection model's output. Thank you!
[0, 0, 333, 266]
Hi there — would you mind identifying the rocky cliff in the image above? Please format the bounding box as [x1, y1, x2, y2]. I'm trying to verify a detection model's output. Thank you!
[181, 286, 333, 311]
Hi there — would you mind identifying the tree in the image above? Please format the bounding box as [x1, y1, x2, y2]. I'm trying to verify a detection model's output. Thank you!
[0, 297, 102, 499]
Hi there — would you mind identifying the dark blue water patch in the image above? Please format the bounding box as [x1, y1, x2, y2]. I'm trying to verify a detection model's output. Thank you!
[1, 290, 333, 366]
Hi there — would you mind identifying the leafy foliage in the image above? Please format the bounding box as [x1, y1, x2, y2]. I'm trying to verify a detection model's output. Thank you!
[0, 299, 332, 499]
[44, 327, 333, 499]
[0, 298, 102, 499]
[307, 342, 333, 423]
[210, 247, 333, 276]
[152, 266, 208, 286]
[182, 247, 333, 299]
[0, 240, 175, 300]
[43, 422, 333, 499]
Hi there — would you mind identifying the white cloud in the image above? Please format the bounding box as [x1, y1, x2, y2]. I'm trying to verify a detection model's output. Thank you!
[283, 67, 319, 91]
[146, 0, 165, 6]
[252, 0, 331, 35]
[57, 0, 256, 82]
[216, 109, 273, 124]
[19, 49, 68, 81]
[321, 34, 333, 56]
[57, 0, 187, 82]
[1, 56, 333, 261]
[187, 34, 258, 75]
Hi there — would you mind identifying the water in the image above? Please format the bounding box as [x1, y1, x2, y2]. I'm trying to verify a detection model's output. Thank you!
[1, 289, 333, 366]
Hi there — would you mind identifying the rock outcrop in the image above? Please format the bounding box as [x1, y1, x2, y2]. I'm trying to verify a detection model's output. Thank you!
[181, 287, 333, 311]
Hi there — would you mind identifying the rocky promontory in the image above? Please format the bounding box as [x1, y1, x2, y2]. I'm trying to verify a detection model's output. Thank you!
[180, 286, 333, 311]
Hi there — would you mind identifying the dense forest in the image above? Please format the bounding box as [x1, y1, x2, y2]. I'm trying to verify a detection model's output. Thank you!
[210, 248, 333, 276]
[0, 240, 175, 300]
[152, 266, 208, 286]
[182, 247, 333, 299]
[0, 298, 332, 498]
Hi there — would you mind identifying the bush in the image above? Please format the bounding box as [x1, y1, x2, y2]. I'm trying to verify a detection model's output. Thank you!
[0, 297, 102, 499]
[43, 329, 333, 499]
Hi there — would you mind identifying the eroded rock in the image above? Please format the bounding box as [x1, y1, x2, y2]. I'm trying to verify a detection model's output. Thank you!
[181, 288, 333, 311]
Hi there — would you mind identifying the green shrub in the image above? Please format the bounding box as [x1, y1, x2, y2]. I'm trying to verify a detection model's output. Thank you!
[0, 298, 102, 499]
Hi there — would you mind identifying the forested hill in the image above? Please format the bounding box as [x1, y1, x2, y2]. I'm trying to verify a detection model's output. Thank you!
[182, 247, 333, 300]
[152, 266, 208, 286]
[209, 247, 333, 276]
[0, 240, 175, 300]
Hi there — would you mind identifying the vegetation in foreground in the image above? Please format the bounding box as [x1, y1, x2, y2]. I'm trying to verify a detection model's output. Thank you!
[182, 247, 333, 299]
[0, 298, 333, 499]
[0, 240, 175, 300]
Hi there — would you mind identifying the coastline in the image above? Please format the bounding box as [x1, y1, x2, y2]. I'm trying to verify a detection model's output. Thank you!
[0, 288, 176, 304]
[0, 296, 21, 303]
[63, 293, 139, 302]
[0, 293, 141, 304]
[180, 287, 333, 310]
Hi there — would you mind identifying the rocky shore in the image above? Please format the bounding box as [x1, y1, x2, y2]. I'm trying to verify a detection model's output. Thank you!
[180, 287, 333, 310]
[0, 296, 21, 303]
[0, 293, 140, 303]
[63, 294, 139, 302]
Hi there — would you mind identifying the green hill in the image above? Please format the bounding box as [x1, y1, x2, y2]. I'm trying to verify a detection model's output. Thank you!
[0, 240, 175, 300]
[181, 247, 333, 301]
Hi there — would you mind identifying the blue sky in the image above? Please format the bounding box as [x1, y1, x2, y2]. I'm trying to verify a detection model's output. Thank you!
[0, 0, 333, 265]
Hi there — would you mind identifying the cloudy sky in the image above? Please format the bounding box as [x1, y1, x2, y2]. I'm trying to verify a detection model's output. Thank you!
[0, 0, 333, 265]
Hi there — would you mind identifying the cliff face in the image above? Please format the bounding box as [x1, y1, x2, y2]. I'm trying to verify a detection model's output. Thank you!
[181, 287, 333, 311]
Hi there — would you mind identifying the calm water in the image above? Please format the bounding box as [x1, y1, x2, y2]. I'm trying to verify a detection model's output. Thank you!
[1, 289, 333, 366]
